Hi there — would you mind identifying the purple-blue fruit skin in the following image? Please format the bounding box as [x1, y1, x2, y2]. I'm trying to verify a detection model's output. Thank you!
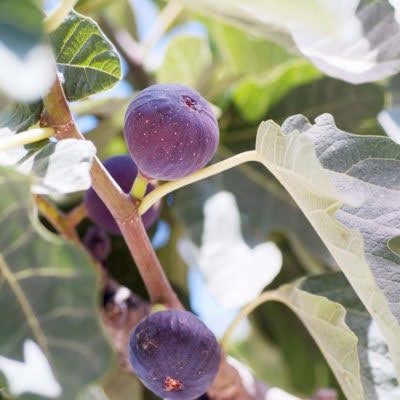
[84, 155, 160, 234]
[129, 310, 221, 400]
[124, 84, 219, 181]
[83, 225, 111, 262]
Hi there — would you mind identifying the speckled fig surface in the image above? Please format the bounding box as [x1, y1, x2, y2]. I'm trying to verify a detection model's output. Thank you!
[124, 84, 219, 181]
[129, 310, 221, 400]
[84, 155, 160, 234]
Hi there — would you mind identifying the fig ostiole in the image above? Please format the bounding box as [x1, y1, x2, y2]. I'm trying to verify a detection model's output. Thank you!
[129, 309, 221, 399]
[124, 84, 219, 181]
[84, 155, 160, 234]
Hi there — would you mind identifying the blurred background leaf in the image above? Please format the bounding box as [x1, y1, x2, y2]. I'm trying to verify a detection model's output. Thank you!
[0, 167, 111, 399]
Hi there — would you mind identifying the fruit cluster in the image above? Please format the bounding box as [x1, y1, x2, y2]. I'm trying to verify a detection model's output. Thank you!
[83, 84, 220, 399]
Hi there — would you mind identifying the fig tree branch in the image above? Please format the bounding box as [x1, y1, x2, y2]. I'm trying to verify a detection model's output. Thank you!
[66, 202, 88, 228]
[34, 195, 80, 244]
[42, 73, 180, 309]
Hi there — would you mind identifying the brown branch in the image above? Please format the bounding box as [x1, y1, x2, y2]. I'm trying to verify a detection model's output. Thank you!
[67, 202, 87, 228]
[34, 195, 80, 244]
[42, 74, 180, 309]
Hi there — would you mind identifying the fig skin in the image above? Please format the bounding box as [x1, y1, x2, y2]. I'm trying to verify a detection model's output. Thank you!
[129, 310, 221, 400]
[83, 225, 111, 262]
[124, 84, 219, 181]
[84, 155, 160, 234]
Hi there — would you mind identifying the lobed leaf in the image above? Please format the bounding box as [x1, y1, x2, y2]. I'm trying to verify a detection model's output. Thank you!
[255, 113, 400, 377]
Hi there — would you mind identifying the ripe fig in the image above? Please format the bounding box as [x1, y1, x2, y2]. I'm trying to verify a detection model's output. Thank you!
[129, 310, 221, 399]
[84, 155, 160, 234]
[124, 84, 219, 181]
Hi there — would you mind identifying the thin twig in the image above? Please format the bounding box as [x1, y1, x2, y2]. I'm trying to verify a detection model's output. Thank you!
[34, 195, 80, 244]
[67, 202, 88, 228]
[139, 151, 259, 215]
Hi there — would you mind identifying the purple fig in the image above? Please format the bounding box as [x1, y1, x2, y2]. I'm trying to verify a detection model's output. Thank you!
[129, 310, 221, 399]
[84, 155, 160, 234]
[124, 84, 219, 181]
[83, 225, 111, 261]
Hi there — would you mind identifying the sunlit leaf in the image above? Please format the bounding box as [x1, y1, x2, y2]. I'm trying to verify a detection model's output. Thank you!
[232, 60, 320, 122]
[185, 0, 400, 83]
[156, 35, 212, 89]
[255, 113, 400, 375]
[50, 12, 122, 101]
[263, 273, 400, 399]
[0, 102, 42, 133]
[0, 168, 111, 399]
[293, 0, 400, 83]
[207, 21, 292, 77]
[0, 137, 96, 195]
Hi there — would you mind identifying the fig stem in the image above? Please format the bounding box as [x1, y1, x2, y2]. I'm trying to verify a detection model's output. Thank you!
[138, 150, 259, 215]
[221, 290, 281, 350]
[44, 0, 79, 32]
[131, 173, 149, 200]
[140, 0, 183, 58]
[67, 202, 88, 228]
[0, 127, 55, 152]
[42, 72, 181, 309]
[34, 195, 80, 244]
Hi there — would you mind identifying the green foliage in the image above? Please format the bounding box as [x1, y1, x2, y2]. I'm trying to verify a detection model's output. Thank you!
[268, 78, 385, 133]
[0, 0, 43, 56]
[255, 113, 400, 376]
[261, 273, 400, 399]
[232, 60, 320, 122]
[0, 137, 96, 196]
[0, 102, 42, 133]
[0, 168, 111, 399]
[50, 12, 122, 101]
[1, 1, 398, 398]
[156, 35, 212, 89]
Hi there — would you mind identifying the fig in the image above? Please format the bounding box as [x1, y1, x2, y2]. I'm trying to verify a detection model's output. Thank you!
[129, 310, 221, 399]
[84, 155, 160, 234]
[124, 84, 219, 181]
[83, 225, 111, 262]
